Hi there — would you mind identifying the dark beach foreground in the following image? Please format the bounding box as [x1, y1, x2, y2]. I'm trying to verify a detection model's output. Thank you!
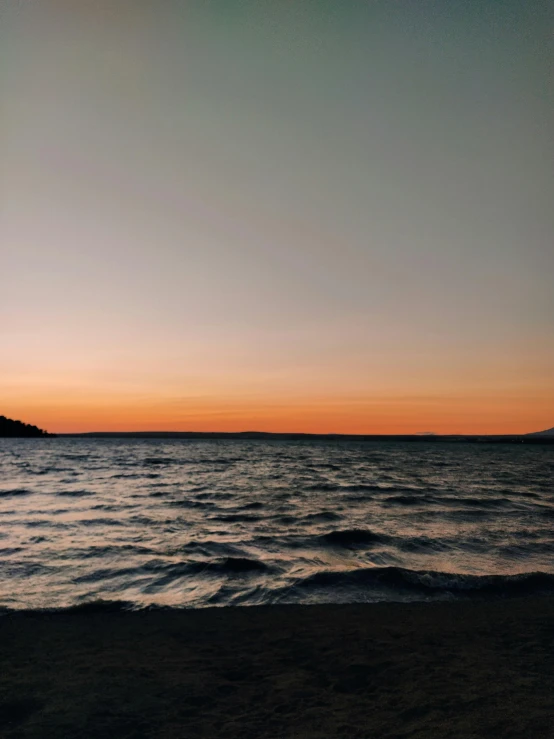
[1, 598, 553, 739]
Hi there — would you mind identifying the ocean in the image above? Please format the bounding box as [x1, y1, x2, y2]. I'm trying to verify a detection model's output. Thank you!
[0, 438, 552, 610]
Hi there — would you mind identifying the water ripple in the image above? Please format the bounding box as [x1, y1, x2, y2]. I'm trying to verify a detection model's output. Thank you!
[0, 438, 552, 609]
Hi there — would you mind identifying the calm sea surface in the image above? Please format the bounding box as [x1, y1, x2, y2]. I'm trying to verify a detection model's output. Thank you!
[0, 438, 553, 610]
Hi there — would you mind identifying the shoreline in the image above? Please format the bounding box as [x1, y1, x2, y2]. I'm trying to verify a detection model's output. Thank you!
[1, 597, 552, 738]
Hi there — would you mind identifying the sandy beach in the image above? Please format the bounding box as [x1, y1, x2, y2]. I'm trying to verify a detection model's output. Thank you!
[0, 596, 552, 738]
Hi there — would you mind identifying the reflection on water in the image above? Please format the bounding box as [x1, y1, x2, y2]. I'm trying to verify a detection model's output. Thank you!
[0, 439, 553, 609]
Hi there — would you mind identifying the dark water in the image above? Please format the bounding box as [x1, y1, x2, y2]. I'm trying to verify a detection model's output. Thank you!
[0, 438, 553, 610]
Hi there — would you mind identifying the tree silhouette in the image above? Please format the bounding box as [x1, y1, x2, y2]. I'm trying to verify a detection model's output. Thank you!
[0, 416, 53, 437]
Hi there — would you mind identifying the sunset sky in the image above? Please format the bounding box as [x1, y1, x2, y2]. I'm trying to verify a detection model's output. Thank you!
[2, 0, 553, 434]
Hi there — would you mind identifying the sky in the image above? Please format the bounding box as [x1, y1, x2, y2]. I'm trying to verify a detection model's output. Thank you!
[2, 0, 553, 434]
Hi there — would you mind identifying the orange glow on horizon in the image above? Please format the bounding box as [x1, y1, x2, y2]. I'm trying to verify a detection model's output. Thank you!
[4, 332, 553, 436]
[4, 337, 553, 436]
[5, 391, 553, 436]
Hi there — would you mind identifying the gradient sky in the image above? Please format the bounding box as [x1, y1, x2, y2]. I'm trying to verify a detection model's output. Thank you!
[2, 0, 553, 434]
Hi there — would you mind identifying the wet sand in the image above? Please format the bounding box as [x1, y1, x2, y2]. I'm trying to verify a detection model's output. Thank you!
[0, 597, 553, 738]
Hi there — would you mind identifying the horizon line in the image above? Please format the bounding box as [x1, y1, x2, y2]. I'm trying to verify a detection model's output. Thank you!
[56, 429, 546, 437]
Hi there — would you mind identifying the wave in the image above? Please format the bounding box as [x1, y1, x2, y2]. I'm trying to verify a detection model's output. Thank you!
[272, 514, 298, 525]
[143, 457, 246, 467]
[0, 488, 33, 497]
[208, 458, 244, 465]
[395, 536, 454, 554]
[5, 566, 552, 613]
[304, 483, 384, 494]
[304, 483, 344, 492]
[382, 495, 421, 506]
[382, 494, 518, 509]
[72, 555, 271, 586]
[456, 497, 519, 508]
[288, 566, 554, 598]
[60, 454, 93, 462]
[65, 599, 138, 613]
[167, 540, 246, 557]
[190, 557, 270, 575]
[76, 517, 126, 527]
[301, 511, 342, 523]
[56, 489, 95, 497]
[499, 542, 554, 558]
[166, 499, 216, 509]
[317, 529, 389, 547]
[341, 484, 386, 493]
[0, 561, 57, 578]
[188, 492, 213, 501]
[68, 544, 157, 559]
[0, 599, 138, 616]
[209, 513, 263, 523]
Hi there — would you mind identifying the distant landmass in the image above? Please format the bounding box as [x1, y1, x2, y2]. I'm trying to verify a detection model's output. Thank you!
[0, 416, 53, 437]
[62, 430, 554, 444]
[1, 417, 552, 442]
[526, 427, 554, 437]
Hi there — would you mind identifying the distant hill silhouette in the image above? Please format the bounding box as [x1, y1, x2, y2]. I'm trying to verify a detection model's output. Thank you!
[65, 431, 554, 444]
[526, 427, 554, 437]
[0, 416, 52, 437]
